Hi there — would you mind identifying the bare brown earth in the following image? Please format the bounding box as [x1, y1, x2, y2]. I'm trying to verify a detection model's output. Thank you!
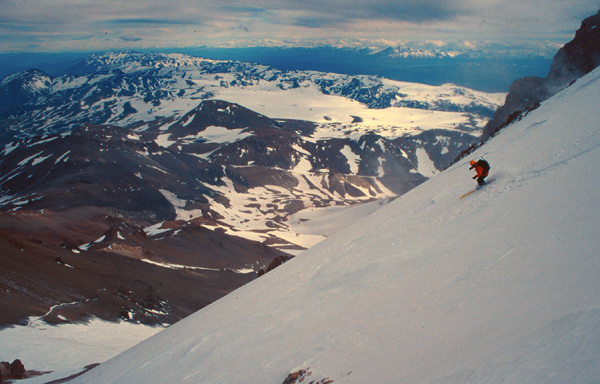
[0, 99, 449, 329]
[0, 209, 283, 327]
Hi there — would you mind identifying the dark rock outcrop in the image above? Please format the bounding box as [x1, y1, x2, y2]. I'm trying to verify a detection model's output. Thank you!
[282, 369, 334, 384]
[257, 255, 295, 277]
[0, 359, 29, 381]
[482, 10, 600, 140]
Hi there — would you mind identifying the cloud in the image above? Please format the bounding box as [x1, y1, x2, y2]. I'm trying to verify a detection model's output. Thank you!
[110, 19, 195, 26]
[270, 0, 469, 22]
[461, 41, 477, 49]
[365, 0, 469, 22]
[224, 6, 270, 16]
[289, 13, 349, 28]
[230, 26, 251, 33]
[425, 40, 447, 47]
[119, 36, 143, 42]
[0, 0, 598, 52]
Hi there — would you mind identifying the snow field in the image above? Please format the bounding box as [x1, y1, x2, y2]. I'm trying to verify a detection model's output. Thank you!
[169, 167, 395, 251]
[73, 68, 600, 383]
[215, 80, 490, 132]
[179, 125, 253, 144]
[287, 197, 395, 237]
[0, 318, 163, 384]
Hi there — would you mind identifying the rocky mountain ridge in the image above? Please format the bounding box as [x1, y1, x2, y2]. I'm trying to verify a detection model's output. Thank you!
[482, 9, 600, 139]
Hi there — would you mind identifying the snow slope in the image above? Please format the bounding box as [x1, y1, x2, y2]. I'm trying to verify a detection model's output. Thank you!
[0, 319, 162, 384]
[74, 68, 600, 383]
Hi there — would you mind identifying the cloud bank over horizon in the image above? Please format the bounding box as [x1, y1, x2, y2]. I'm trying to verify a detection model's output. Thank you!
[0, 0, 598, 54]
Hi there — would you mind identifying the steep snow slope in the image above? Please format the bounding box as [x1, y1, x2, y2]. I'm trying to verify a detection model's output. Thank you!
[74, 68, 600, 383]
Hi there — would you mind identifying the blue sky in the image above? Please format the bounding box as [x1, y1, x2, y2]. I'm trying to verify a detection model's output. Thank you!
[1, 0, 599, 54]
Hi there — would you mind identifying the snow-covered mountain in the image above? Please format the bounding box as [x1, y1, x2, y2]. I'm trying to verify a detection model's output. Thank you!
[0, 97, 481, 253]
[370, 46, 463, 59]
[0, 51, 504, 249]
[0, 52, 504, 328]
[0, 51, 503, 141]
[71, 65, 600, 383]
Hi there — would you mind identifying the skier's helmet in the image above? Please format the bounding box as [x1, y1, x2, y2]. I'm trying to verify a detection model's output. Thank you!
[470, 160, 477, 166]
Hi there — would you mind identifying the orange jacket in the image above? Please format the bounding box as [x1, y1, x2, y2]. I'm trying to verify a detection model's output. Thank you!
[474, 164, 488, 177]
[470, 161, 489, 177]
[469, 164, 489, 177]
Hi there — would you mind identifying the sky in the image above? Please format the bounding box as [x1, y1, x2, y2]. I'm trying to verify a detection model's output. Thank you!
[1, 0, 599, 54]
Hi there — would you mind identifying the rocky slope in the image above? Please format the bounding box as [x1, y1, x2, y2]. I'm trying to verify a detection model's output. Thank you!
[482, 9, 600, 140]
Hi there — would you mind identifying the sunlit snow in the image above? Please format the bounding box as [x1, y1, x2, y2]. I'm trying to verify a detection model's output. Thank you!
[186, 125, 252, 144]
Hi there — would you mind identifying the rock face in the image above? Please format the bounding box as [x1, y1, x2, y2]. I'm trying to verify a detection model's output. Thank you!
[547, 11, 600, 87]
[257, 255, 295, 276]
[282, 369, 334, 384]
[482, 10, 600, 140]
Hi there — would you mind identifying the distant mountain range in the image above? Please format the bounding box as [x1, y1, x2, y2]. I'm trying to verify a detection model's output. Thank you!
[0, 52, 504, 326]
[0, 51, 503, 141]
[0, 45, 553, 93]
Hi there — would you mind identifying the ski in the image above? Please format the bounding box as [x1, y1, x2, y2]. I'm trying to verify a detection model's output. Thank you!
[460, 189, 477, 199]
[460, 178, 494, 199]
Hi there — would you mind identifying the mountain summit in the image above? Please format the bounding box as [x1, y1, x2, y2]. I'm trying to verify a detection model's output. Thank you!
[73, 65, 600, 383]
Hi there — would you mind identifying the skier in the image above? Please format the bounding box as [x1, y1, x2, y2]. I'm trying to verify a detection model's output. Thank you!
[469, 159, 489, 186]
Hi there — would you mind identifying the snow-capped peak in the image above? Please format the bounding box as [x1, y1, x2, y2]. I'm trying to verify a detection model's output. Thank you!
[82, 51, 224, 73]
[0, 69, 52, 97]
